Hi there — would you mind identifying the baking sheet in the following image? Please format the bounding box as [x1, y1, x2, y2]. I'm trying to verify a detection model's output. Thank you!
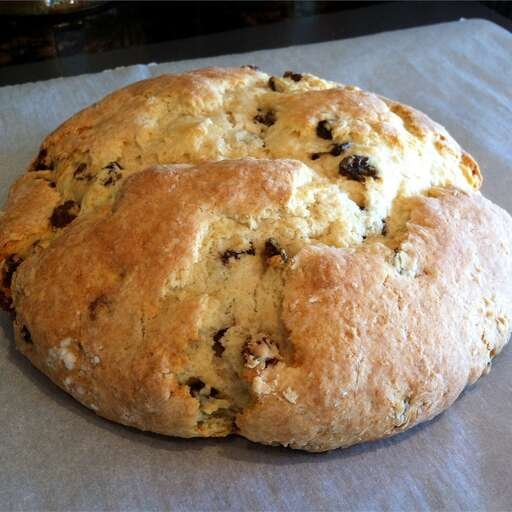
[1, 19, 511, 511]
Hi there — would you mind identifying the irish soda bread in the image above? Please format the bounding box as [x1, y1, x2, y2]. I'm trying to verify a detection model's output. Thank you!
[1, 67, 511, 452]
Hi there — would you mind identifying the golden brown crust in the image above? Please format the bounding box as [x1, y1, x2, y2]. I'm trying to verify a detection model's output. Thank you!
[0, 67, 506, 452]
[10, 159, 512, 451]
[0, 67, 480, 276]
[239, 188, 511, 450]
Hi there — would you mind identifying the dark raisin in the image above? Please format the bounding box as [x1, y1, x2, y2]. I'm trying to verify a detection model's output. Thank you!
[213, 328, 228, 357]
[283, 71, 302, 82]
[32, 148, 53, 171]
[74, 163, 87, 175]
[2, 254, 22, 289]
[381, 220, 388, 236]
[89, 295, 110, 320]
[210, 387, 221, 398]
[213, 341, 225, 357]
[316, 120, 333, 140]
[187, 377, 205, 396]
[241, 340, 252, 364]
[103, 174, 121, 187]
[222, 250, 238, 265]
[48, 182, 56, 188]
[50, 201, 79, 228]
[268, 77, 277, 91]
[104, 161, 123, 171]
[221, 242, 255, 265]
[242, 335, 280, 369]
[330, 142, 351, 156]
[103, 161, 123, 186]
[21, 325, 32, 344]
[310, 142, 350, 161]
[241, 64, 259, 70]
[213, 328, 228, 342]
[264, 238, 288, 263]
[0, 289, 13, 312]
[254, 110, 276, 127]
[73, 162, 91, 181]
[35, 148, 47, 165]
[339, 155, 379, 182]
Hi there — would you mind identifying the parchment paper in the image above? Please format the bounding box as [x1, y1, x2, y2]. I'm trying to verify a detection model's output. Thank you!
[1, 19, 511, 511]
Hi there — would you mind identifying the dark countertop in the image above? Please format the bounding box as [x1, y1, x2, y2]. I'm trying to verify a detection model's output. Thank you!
[1, 1, 511, 86]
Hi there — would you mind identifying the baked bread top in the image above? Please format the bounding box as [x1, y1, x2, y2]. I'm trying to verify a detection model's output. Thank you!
[1, 67, 509, 452]
[0, 67, 479, 282]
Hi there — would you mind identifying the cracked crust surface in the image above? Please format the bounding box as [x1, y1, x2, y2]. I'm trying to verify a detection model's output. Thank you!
[1, 67, 510, 452]
[0, 67, 480, 269]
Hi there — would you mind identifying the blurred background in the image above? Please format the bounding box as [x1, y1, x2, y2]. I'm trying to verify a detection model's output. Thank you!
[1, 1, 511, 85]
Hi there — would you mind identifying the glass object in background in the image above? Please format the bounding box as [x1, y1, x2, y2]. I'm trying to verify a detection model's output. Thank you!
[0, 1, 105, 16]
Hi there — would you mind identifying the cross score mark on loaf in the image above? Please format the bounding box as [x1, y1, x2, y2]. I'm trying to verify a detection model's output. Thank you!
[0, 67, 506, 453]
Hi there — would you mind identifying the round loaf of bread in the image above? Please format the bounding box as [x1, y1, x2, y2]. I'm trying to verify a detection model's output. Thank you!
[1, 67, 511, 451]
